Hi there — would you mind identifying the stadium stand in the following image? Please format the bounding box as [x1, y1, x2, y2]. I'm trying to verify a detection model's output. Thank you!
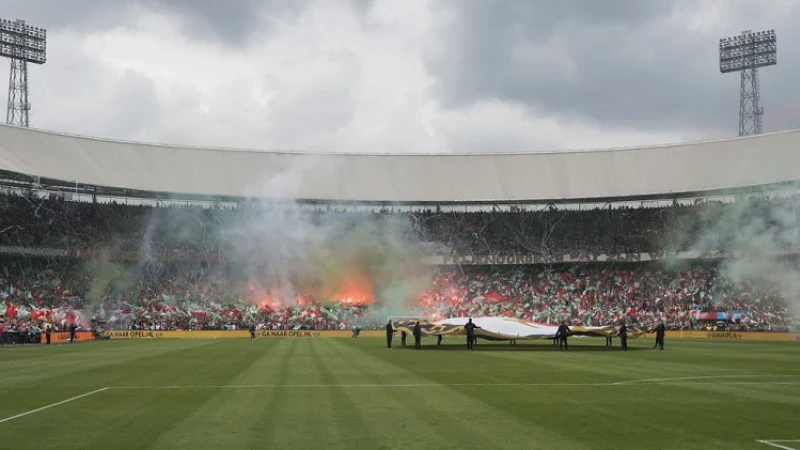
[2, 192, 799, 255]
[2, 124, 800, 202]
[0, 197, 795, 335]
[0, 125, 798, 339]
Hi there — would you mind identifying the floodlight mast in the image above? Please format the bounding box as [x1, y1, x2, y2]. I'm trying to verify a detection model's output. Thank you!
[0, 18, 47, 127]
[719, 29, 776, 137]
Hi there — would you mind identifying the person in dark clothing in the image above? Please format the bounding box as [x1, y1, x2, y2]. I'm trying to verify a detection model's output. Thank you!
[619, 322, 628, 351]
[386, 321, 394, 348]
[45, 325, 51, 345]
[401, 331, 407, 347]
[654, 321, 665, 350]
[412, 322, 422, 349]
[556, 323, 570, 351]
[69, 323, 77, 344]
[464, 318, 480, 351]
[249, 324, 256, 339]
[437, 334, 442, 346]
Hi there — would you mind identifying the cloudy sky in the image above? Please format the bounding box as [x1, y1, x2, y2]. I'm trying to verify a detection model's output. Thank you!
[1, 0, 798, 153]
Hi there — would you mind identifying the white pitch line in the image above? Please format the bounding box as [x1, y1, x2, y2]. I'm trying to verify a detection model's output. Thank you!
[108, 380, 800, 390]
[756, 440, 800, 450]
[695, 382, 799, 386]
[612, 374, 798, 385]
[0, 387, 109, 425]
[112, 383, 608, 389]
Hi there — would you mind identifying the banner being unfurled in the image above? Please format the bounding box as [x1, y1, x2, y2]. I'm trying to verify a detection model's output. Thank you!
[391, 317, 652, 340]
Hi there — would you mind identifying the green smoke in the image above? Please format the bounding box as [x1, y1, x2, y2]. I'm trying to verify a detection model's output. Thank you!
[83, 250, 129, 313]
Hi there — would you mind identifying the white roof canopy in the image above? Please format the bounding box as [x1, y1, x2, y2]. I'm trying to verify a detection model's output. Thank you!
[1, 124, 799, 203]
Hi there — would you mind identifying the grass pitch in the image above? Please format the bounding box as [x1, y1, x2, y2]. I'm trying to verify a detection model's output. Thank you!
[1, 337, 799, 450]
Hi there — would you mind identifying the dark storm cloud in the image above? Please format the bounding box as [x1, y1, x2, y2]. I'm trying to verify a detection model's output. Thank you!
[424, 0, 800, 136]
[0, 0, 117, 32]
[0, 0, 312, 46]
[141, 0, 312, 46]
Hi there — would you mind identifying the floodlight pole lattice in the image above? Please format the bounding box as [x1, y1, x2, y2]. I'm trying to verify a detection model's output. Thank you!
[0, 18, 47, 128]
[738, 44, 763, 136]
[719, 29, 777, 137]
[7, 57, 30, 127]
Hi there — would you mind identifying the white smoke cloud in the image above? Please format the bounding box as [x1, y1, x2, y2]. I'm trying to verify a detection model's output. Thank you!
[681, 195, 800, 330]
[118, 152, 430, 326]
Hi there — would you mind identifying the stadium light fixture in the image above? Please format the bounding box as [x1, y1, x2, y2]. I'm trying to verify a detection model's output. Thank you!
[719, 29, 776, 137]
[0, 18, 47, 128]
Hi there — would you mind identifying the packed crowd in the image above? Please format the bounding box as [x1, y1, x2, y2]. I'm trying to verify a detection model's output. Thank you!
[0, 193, 797, 336]
[419, 265, 793, 331]
[1, 258, 794, 334]
[2, 193, 799, 258]
[0, 258, 383, 333]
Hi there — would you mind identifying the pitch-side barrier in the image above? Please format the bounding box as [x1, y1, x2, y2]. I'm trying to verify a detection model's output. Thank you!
[647, 330, 800, 342]
[99, 329, 799, 341]
[102, 330, 385, 339]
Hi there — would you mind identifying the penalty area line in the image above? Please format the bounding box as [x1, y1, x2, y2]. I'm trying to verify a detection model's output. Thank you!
[0, 387, 109, 425]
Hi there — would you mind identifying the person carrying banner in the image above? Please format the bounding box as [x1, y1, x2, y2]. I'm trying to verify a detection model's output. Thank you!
[412, 322, 422, 349]
[464, 318, 480, 351]
[654, 321, 665, 350]
[386, 320, 393, 348]
[556, 322, 570, 351]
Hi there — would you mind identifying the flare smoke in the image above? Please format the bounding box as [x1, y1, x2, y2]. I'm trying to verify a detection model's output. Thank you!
[99, 154, 433, 321]
[666, 195, 800, 328]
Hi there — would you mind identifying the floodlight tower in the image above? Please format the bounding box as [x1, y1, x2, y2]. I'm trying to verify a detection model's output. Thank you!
[0, 18, 47, 127]
[719, 30, 776, 137]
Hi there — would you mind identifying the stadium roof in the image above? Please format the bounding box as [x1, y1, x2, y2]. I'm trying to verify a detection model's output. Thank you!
[1, 123, 799, 204]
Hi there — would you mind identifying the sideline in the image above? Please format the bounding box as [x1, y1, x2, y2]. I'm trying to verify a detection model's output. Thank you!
[0, 387, 109, 424]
